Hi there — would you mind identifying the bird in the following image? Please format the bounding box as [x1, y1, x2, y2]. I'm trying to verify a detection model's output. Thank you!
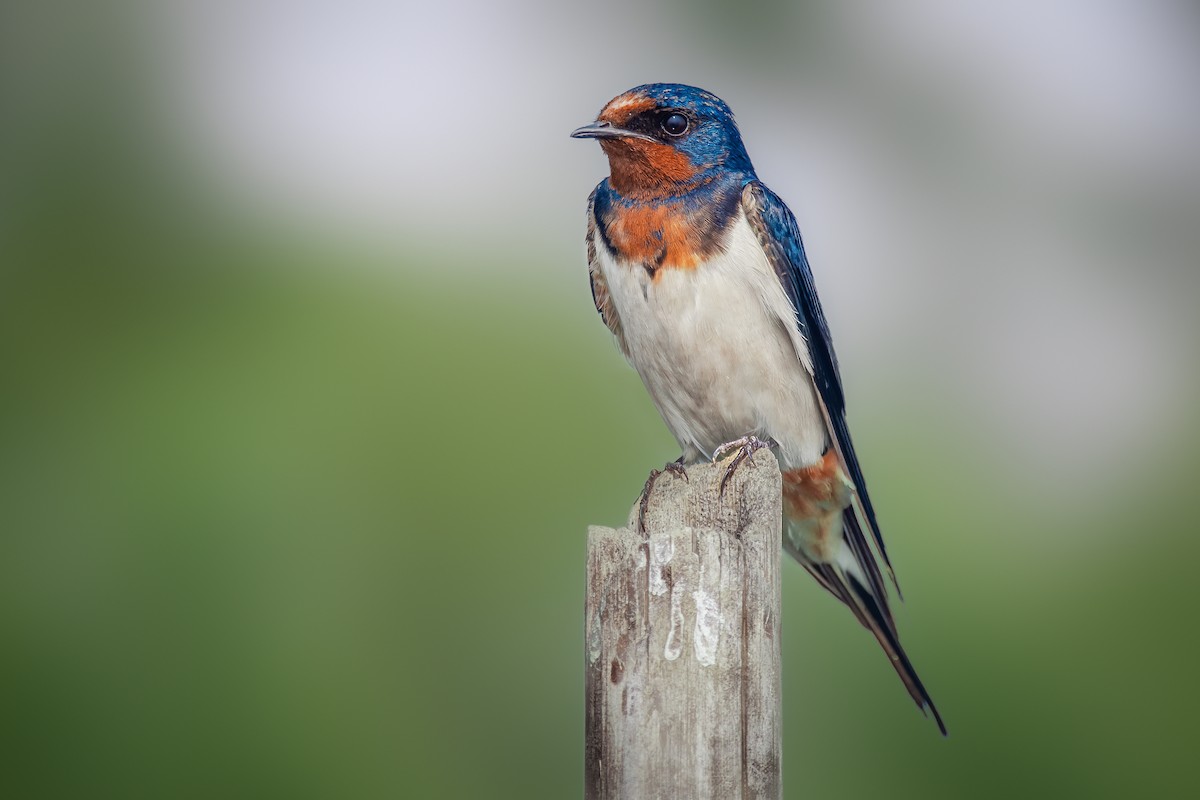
[572, 83, 945, 734]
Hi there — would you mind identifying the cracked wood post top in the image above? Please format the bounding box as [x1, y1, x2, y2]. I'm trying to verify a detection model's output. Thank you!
[585, 450, 783, 800]
[624, 449, 783, 535]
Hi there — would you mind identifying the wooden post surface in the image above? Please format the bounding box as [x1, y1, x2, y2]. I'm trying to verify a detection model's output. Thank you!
[585, 451, 782, 800]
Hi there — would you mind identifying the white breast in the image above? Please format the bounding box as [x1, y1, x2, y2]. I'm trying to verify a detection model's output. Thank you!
[595, 209, 828, 469]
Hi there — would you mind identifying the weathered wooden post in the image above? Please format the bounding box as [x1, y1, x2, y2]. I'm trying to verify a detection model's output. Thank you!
[585, 451, 782, 800]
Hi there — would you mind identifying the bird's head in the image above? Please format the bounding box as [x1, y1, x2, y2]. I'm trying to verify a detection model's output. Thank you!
[571, 83, 754, 199]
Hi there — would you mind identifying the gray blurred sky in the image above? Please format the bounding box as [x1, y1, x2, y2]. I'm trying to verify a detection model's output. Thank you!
[12, 0, 1200, 516]
[161, 0, 1200, 507]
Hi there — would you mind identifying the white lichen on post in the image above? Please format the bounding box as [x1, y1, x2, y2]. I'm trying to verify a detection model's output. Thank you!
[585, 451, 783, 800]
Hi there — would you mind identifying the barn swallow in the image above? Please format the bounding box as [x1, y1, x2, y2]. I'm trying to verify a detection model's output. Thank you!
[573, 83, 945, 734]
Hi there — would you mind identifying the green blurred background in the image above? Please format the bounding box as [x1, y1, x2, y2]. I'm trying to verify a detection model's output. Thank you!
[3, 1, 1199, 797]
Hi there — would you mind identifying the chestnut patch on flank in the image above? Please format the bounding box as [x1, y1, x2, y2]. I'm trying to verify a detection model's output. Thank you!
[781, 451, 845, 519]
[782, 451, 852, 560]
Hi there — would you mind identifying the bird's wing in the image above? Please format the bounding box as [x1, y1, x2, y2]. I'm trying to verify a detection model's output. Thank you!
[586, 187, 629, 356]
[741, 180, 895, 589]
[743, 180, 945, 734]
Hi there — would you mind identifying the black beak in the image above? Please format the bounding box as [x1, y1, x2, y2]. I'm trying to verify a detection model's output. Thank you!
[570, 120, 657, 142]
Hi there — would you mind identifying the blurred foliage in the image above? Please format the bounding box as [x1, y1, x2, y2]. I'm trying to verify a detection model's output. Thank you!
[3, 159, 1198, 800]
[2, 2, 1199, 798]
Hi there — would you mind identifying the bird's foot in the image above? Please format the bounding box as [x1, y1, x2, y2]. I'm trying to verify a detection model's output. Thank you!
[712, 435, 777, 497]
[637, 458, 689, 533]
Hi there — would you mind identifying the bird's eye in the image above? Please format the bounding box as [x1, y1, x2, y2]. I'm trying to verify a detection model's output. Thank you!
[661, 113, 689, 137]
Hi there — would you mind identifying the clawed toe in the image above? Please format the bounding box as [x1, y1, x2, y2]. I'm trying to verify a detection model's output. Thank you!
[634, 438, 774, 531]
[637, 458, 689, 532]
[713, 435, 777, 496]
[663, 460, 688, 482]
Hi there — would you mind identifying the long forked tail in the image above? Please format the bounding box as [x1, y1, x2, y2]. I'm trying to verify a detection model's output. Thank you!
[784, 512, 947, 735]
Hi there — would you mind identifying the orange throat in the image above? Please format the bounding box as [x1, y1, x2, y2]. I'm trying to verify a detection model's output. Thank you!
[600, 139, 699, 200]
